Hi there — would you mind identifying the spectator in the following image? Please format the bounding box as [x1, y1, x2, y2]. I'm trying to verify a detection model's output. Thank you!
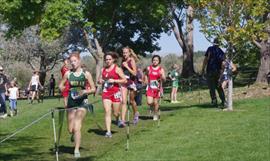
[0, 66, 8, 119]
[201, 38, 226, 107]
[219, 56, 237, 90]
[28, 69, 43, 104]
[49, 74, 56, 96]
[7, 80, 19, 117]
[168, 64, 180, 103]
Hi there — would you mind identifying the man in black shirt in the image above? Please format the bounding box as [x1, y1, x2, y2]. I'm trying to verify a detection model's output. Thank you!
[0, 66, 9, 118]
[201, 38, 226, 107]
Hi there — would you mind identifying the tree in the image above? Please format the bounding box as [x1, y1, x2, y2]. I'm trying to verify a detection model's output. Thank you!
[0, 0, 168, 82]
[0, 26, 64, 85]
[198, 0, 270, 84]
[167, 0, 196, 77]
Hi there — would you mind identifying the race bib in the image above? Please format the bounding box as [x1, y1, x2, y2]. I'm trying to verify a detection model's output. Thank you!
[70, 89, 86, 100]
[83, 99, 88, 104]
[150, 80, 159, 89]
[103, 81, 113, 91]
[114, 91, 121, 99]
[70, 90, 79, 100]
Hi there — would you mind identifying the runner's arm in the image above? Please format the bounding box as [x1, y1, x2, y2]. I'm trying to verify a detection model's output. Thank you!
[160, 68, 166, 81]
[123, 58, 137, 76]
[59, 71, 69, 92]
[112, 67, 127, 84]
[142, 67, 149, 85]
[85, 71, 96, 94]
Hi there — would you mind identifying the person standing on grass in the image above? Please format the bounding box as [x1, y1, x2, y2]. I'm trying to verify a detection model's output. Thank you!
[168, 64, 180, 103]
[60, 56, 70, 108]
[201, 38, 226, 107]
[7, 80, 19, 117]
[59, 52, 95, 158]
[98, 52, 127, 138]
[120, 46, 140, 127]
[28, 70, 43, 104]
[49, 74, 56, 96]
[0, 66, 9, 119]
[144, 55, 166, 121]
[219, 55, 237, 90]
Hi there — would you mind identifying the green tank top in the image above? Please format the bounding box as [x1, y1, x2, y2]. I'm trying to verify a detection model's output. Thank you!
[67, 70, 88, 108]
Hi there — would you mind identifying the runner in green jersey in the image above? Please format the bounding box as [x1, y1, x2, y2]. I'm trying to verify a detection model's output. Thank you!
[59, 52, 95, 158]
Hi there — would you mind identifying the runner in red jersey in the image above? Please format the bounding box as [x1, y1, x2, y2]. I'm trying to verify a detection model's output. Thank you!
[144, 55, 166, 121]
[60, 57, 70, 107]
[120, 46, 140, 127]
[98, 52, 127, 138]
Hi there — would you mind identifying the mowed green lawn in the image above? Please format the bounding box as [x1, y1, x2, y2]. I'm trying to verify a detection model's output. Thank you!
[0, 93, 269, 161]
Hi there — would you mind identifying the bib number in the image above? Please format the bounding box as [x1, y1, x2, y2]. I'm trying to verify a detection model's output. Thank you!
[114, 91, 121, 99]
[103, 81, 113, 92]
[71, 90, 79, 100]
[150, 80, 159, 89]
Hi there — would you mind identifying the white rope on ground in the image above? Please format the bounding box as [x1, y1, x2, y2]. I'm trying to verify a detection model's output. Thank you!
[0, 111, 51, 144]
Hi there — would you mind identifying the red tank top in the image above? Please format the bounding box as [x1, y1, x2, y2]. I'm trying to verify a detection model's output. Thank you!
[102, 64, 120, 91]
[122, 59, 135, 80]
[148, 65, 162, 89]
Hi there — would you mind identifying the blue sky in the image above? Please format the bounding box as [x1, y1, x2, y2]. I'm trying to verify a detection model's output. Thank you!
[157, 21, 211, 55]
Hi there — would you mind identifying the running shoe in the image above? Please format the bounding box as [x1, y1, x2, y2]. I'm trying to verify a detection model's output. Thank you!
[105, 131, 112, 138]
[117, 119, 122, 127]
[153, 114, 158, 121]
[74, 150, 80, 158]
[118, 120, 126, 128]
[133, 112, 139, 125]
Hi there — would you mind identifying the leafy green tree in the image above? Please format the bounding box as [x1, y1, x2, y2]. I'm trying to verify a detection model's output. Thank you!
[198, 0, 270, 84]
[0, 26, 64, 85]
[0, 0, 168, 81]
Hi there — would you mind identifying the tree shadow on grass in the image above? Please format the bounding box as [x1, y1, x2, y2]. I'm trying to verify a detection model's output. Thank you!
[87, 128, 117, 136]
[49, 146, 96, 161]
[77, 156, 96, 161]
[139, 115, 153, 120]
[0, 135, 53, 161]
[192, 103, 221, 109]
[157, 102, 221, 113]
[159, 104, 191, 111]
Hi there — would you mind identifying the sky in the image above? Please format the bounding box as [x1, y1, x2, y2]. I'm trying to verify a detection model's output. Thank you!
[157, 21, 211, 56]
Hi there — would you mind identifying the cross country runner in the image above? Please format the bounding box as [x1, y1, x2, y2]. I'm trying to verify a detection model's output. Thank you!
[98, 52, 127, 138]
[120, 46, 140, 127]
[144, 55, 166, 121]
[59, 52, 95, 158]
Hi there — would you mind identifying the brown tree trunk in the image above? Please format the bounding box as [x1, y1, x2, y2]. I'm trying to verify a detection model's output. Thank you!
[256, 41, 270, 84]
[95, 53, 103, 83]
[83, 30, 104, 83]
[171, 5, 195, 78]
[182, 49, 195, 77]
[39, 53, 47, 86]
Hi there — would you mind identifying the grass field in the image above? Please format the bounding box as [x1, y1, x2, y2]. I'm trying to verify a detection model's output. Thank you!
[0, 91, 269, 161]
